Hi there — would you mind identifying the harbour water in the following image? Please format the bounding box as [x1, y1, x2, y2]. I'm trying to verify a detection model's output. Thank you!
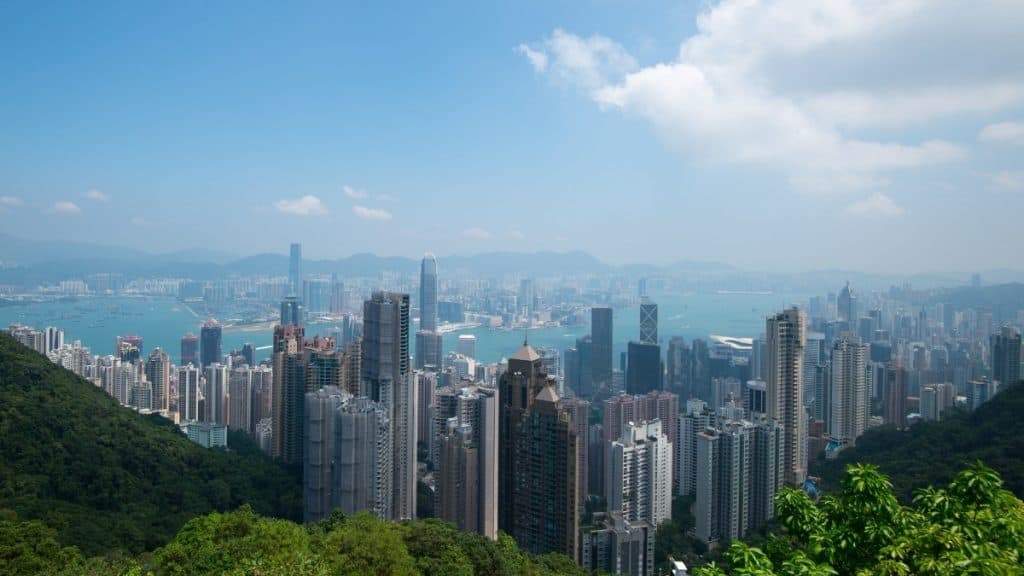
[1, 290, 811, 365]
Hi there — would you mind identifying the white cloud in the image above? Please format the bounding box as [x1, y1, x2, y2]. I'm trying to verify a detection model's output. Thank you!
[462, 227, 492, 239]
[508, 229, 526, 240]
[522, 0, 1024, 193]
[343, 185, 368, 199]
[51, 201, 81, 214]
[0, 196, 23, 207]
[274, 195, 327, 216]
[518, 28, 637, 91]
[846, 192, 905, 218]
[979, 121, 1024, 143]
[82, 188, 111, 202]
[991, 171, 1024, 193]
[516, 44, 548, 73]
[352, 205, 392, 221]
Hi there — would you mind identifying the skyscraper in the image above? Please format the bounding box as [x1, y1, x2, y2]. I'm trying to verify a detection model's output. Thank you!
[420, 254, 438, 332]
[177, 364, 201, 422]
[205, 363, 228, 426]
[304, 385, 349, 523]
[828, 334, 868, 451]
[335, 396, 393, 519]
[991, 326, 1021, 386]
[639, 298, 658, 345]
[607, 419, 672, 528]
[415, 330, 442, 370]
[499, 342, 580, 559]
[228, 365, 254, 433]
[434, 384, 499, 539]
[883, 362, 908, 429]
[666, 337, 690, 399]
[592, 307, 613, 395]
[272, 324, 306, 462]
[289, 242, 302, 296]
[361, 291, 416, 520]
[281, 295, 304, 326]
[180, 333, 198, 367]
[626, 341, 662, 395]
[145, 348, 170, 413]
[766, 308, 806, 486]
[200, 319, 222, 369]
[837, 282, 857, 325]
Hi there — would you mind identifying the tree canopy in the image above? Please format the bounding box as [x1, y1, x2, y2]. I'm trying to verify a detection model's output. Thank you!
[696, 462, 1024, 576]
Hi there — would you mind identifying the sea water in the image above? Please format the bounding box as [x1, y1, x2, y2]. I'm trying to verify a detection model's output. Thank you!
[0, 290, 811, 365]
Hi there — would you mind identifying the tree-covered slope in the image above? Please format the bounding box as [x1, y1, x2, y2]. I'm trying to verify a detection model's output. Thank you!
[814, 381, 1024, 500]
[0, 333, 302, 556]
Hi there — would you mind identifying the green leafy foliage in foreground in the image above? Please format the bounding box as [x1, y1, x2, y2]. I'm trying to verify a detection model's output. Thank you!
[696, 462, 1024, 576]
[2, 506, 589, 576]
[0, 333, 303, 556]
[815, 381, 1024, 500]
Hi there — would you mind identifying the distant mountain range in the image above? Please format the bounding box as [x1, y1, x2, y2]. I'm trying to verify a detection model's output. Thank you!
[2, 232, 1023, 289]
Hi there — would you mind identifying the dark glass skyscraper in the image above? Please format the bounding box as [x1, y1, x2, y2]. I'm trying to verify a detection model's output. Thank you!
[281, 295, 304, 326]
[992, 326, 1022, 386]
[591, 307, 613, 394]
[640, 297, 658, 344]
[498, 342, 580, 559]
[626, 341, 662, 395]
[289, 242, 302, 297]
[180, 333, 198, 366]
[200, 319, 222, 369]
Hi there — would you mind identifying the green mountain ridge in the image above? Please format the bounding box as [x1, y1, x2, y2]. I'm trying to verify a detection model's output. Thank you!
[813, 380, 1024, 500]
[0, 332, 303, 555]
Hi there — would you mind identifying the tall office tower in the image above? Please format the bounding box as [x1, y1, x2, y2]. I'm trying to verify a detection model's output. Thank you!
[568, 335, 594, 397]
[304, 386, 350, 523]
[499, 342, 580, 558]
[627, 341, 662, 395]
[457, 334, 477, 359]
[677, 399, 712, 497]
[666, 337, 690, 398]
[804, 332, 825, 408]
[303, 278, 332, 314]
[415, 330, 443, 370]
[558, 396, 591, 512]
[580, 512, 655, 576]
[240, 343, 255, 366]
[991, 326, 1022, 386]
[145, 348, 171, 412]
[434, 384, 499, 539]
[343, 340, 362, 396]
[828, 334, 868, 450]
[335, 396, 393, 519]
[519, 278, 535, 320]
[281, 295, 304, 326]
[205, 363, 228, 425]
[837, 282, 857, 325]
[227, 365, 253, 433]
[883, 362, 907, 429]
[330, 277, 346, 315]
[766, 307, 806, 486]
[178, 364, 202, 422]
[690, 339, 712, 403]
[200, 319, 222, 369]
[639, 298, 658, 345]
[420, 254, 438, 332]
[180, 333, 199, 367]
[272, 325, 306, 462]
[361, 291, 416, 520]
[592, 307, 613, 394]
[751, 338, 766, 381]
[607, 420, 672, 527]
[289, 242, 302, 296]
[250, 365, 274, 432]
[745, 380, 768, 415]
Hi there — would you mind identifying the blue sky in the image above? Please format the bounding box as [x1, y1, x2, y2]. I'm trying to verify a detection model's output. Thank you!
[1, 1, 1022, 273]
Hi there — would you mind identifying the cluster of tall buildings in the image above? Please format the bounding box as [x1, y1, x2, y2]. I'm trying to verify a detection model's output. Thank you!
[12, 250, 1024, 576]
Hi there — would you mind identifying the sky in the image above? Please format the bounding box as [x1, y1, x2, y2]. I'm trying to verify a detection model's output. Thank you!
[1, 1, 1022, 273]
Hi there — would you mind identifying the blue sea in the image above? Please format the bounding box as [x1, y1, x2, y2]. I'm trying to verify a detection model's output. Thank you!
[1, 290, 811, 366]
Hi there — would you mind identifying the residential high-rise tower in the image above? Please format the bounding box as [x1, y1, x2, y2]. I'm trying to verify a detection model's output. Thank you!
[766, 308, 806, 486]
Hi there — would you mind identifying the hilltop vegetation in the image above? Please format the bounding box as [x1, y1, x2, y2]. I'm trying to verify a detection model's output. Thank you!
[0, 332, 303, 555]
[814, 381, 1024, 500]
[697, 463, 1024, 576]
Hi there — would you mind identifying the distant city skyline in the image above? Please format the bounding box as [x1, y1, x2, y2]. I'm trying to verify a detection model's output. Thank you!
[1, 2, 1022, 273]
